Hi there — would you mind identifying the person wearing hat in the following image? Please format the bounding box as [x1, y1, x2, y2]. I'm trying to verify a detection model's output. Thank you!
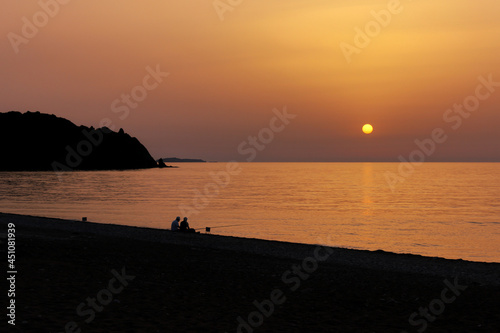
[171, 216, 180, 231]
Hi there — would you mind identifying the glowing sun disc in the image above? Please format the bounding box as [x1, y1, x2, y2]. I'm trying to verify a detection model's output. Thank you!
[362, 124, 373, 134]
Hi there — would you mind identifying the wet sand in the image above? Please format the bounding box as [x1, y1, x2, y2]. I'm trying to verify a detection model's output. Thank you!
[1, 212, 499, 332]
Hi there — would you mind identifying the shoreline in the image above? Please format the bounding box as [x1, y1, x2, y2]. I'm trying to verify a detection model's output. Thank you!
[2, 212, 499, 332]
[2, 212, 499, 286]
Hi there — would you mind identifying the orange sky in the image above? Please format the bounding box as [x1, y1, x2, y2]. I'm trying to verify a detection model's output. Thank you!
[1, 0, 499, 161]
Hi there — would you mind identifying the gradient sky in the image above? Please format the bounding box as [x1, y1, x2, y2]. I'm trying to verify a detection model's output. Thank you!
[1, 0, 499, 161]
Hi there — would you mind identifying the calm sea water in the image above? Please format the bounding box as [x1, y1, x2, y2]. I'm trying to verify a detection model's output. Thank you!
[1, 163, 499, 262]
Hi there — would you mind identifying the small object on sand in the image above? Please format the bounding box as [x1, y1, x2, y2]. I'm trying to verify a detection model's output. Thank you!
[206, 227, 211, 232]
[82, 217, 87, 222]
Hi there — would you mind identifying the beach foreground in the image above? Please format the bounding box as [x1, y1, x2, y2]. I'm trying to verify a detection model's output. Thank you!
[1, 213, 499, 332]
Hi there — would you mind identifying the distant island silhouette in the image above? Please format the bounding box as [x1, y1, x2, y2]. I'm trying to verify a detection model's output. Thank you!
[161, 157, 206, 163]
[0, 111, 159, 171]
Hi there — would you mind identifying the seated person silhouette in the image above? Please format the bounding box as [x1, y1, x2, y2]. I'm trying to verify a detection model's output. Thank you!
[171, 216, 180, 231]
[179, 217, 196, 233]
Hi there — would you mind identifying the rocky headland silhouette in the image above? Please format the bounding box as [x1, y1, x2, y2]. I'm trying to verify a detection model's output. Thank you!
[0, 111, 158, 171]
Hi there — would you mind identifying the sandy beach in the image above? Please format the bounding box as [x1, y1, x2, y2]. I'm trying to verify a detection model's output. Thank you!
[2, 212, 499, 332]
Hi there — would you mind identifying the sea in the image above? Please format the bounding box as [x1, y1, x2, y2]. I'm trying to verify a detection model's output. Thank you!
[1, 163, 499, 263]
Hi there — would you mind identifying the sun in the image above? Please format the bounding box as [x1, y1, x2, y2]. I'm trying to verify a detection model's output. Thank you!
[362, 124, 373, 134]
